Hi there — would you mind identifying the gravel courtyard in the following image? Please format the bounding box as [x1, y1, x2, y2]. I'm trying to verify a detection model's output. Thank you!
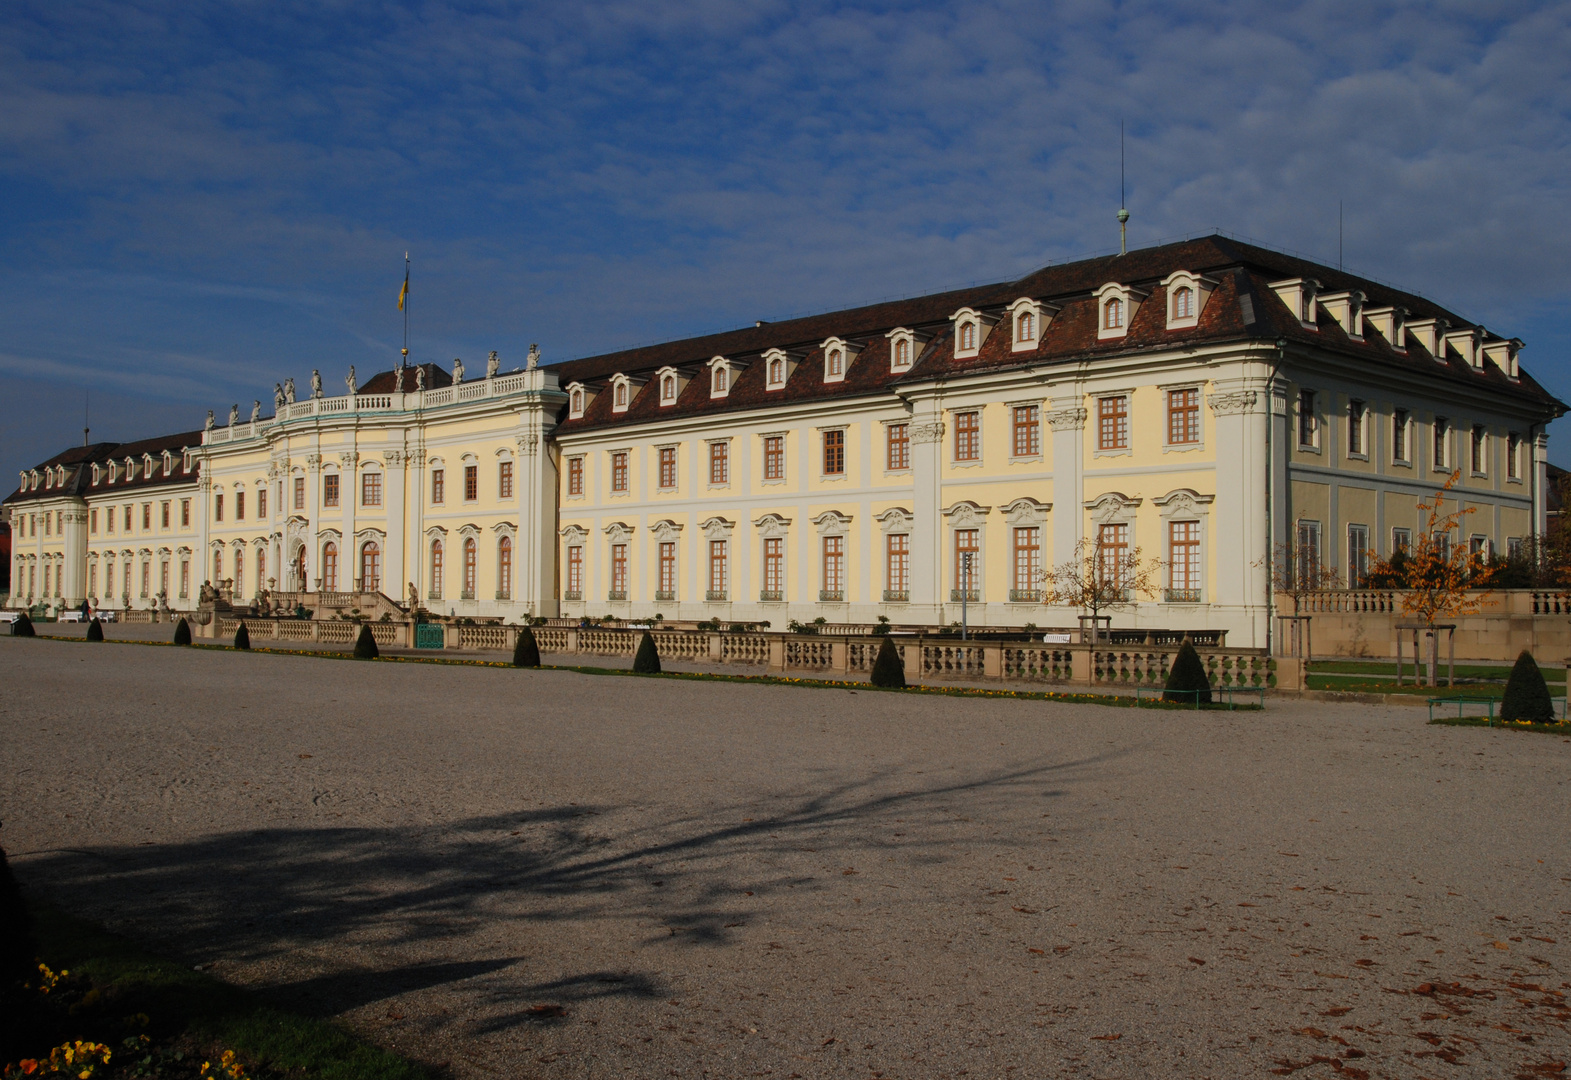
[2, 637, 1568, 1079]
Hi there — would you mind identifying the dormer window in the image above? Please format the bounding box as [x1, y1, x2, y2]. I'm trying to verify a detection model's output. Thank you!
[1005, 298, 1056, 353]
[708, 356, 741, 399]
[43, 471, 52, 489]
[143, 453, 155, 477]
[1267, 278, 1321, 329]
[818, 337, 861, 383]
[1482, 337, 1522, 379]
[712, 365, 728, 394]
[762, 348, 797, 390]
[1161, 271, 1216, 330]
[652, 365, 689, 405]
[614, 382, 628, 408]
[162, 450, 174, 474]
[894, 338, 910, 366]
[571, 388, 584, 414]
[1318, 290, 1365, 339]
[124, 458, 137, 480]
[1094, 283, 1149, 340]
[566, 381, 595, 419]
[662, 374, 677, 402]
[884, 328, 931, 371]
[948, 308, 998, 359]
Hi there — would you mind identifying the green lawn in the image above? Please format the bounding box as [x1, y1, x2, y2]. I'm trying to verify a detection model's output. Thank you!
[1306, 658, 1566, 696]
[9, 898, 428, 1079]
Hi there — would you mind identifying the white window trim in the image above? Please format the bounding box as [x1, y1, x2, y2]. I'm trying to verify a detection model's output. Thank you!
[948, 307, 999, 359]
[705, 438, 732, 490]
[1094, 282, 1149, 341]
[1154, 489, 1212, 604]
[819, 337, 861, 384]
[884, 327, 930, 372]
[1162, 386, 1205, 455]
[1006, 401, 1044, 462]
[1391, 409, 1412, 468]
[1296, 389, 1321, 454]
[1345, 398, 1369, 461]
[762, 348, 799, 390]
[1160, 270, 1217, 330]
[1006, 297, 1058, 353]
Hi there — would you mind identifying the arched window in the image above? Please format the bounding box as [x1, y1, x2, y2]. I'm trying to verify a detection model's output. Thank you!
[255, 549, 266, 593]
[712, 365, 727, 393]
[1174, 286, 1194, 319]
[322, 542, 337, 591]
[662, 375, 675, 401]
[498, 536, 513, 599]
[614, 382, 627, 407]
[571, 388, 584, 413]
[361, 542, 380, 593]
[959, 322, 976, 350]
[429, 540, 444, 599]
[463, 537, 477, 597]
[769, 357, 783, 383]
[894, 338, 910, 367]
[213, 549, 223, 584]
[827, 349, 843, 376]
[1104, 298, 1123, 329]
[232, 554, 242, 598]
[1017, 311, 1034, 342]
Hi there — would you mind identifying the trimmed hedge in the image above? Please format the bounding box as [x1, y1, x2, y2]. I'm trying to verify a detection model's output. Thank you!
[513, 626, 540, 668]
[1502, 650, 1555, 723]
[870, 635, 906, 689]
[173, 617, 192, 645]
[353, 624, 379, 660]
[85, 617, 104, 642]
[632, 630, 661, 674]
[234, 622, 251, 650]
[1164, 639, 1212, 704]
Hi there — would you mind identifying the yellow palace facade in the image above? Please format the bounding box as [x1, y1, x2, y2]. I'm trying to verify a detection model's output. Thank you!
[6, 236, 1564, 646]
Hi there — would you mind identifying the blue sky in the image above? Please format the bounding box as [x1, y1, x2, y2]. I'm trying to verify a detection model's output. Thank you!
[4, 1, 1571, 485]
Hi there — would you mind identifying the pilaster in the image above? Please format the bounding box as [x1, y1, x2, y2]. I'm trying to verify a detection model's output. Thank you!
[1046, 399, 1087, 569]
[907, 405, 945, 613]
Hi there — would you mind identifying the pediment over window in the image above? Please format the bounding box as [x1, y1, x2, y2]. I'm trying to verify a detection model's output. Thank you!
[753, 513, 791, 538]
[651, 518, 685, 541]
[1083, 491, 1142, 523]
[1152, 488, 1214, 517]
[1002, 497, 1052, 525]
[560, 524, 588, 544]
[700, 516, 735, 540]
[940, 500, 992, 528]
[812, 510, 852, 535]
[875, 506, 913, 533]
[602, 520, 635, 543]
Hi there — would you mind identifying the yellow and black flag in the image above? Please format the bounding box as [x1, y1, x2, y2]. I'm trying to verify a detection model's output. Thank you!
[398, 259, 409, 311]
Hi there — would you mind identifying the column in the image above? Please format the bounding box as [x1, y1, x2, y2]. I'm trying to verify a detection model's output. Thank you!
[1046, 397, 1087, 568]
[305, 453, 322, 587]
[385, 447, 407, 598]
[61, 506, 89, 606]
[907, 400, 945, 623]
[340, 451, 358, 589]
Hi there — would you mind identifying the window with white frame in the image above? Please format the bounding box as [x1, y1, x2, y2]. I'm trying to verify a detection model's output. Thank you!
[570, 387, 586, 416]
[658, 446, 677, 489]
[1391, 527, 1411, 555]
[1173, 286, 1193, 319]
[953, 528, 980, 600]
[1392, 409, 1410, 464]
[613, 380, 629, 410]
[659, 541, 677, 598]
[1015, 310, 1034, 346]
[1098, 396, 1129, 451]
[1012, 527, 1041, 600]
[498, 537, 512, 599]
[610, 451, 628, 493]
[709, 441, 729, 485]
[610, 542, 627, 598]
[893, 337, 910, 368]
[1298, 390, 1318, 449]
[566, 545, 583, 598]
[821, 536, 844, 601]
[567, 456, 584, 496]
[708, 540, 727, 599]
[1347, 524, 1370, 587]
[1294, 521, 1322, 589]
[1433, 417, 1450, 470]
[762, 537, 783, 600]
[1168, 521, 1201, 601]
[1507, 432, 1522, 480]
[711, 364, 728, 396]
[1104, 297, 1123, 329]
[1470, 424, 1487, 475]
[430, 540, 444, 599]
[954, 411, 980, 461]
[662, 373, 678, 403]
[886, 534, 908, 600]
[1097, 523, 1129, 592]
[768, 355, 784, 385]
[1012, 405, 1041, 457]
[886, 423, 909, 471]
[1167, 389, 1200, 445]
[1348, 400, 1366, 456]
[763, 435, 784, 481]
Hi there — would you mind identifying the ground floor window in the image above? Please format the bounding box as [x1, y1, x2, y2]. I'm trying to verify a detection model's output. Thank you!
[660, 542, 678, 599]
[708, 540, 727, 599]
[1169, 521, 1200, 601]
[1294, 520, 1321, 589]
[821, 536, 844, 601]
[322, 542, 337, 591]
[610, 542, 627, 599]
[953, 528, 979, 600]
[462, 538, 476, 598]
[430, 541, 444, 599]
[885, 534, 908, 601]
[499, 537, 513, 599]
[1346, 524, 1370, 588]
[1097, 523, 1129, 590]
[1012, 527, 1041, 600]
[567, 545, 583, 599]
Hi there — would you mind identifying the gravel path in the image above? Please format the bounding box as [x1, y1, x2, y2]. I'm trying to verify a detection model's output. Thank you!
[3, 636, 1568, 1079]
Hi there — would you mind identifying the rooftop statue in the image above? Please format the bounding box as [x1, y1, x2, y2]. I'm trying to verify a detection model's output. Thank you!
[452, 356, 464, 385]
[228, 404, 239, 427]
[415, 365, 425, 391]
[311, 370, 322, 398]
[205, 409, 215, 432]
[486, 350, 500, 378]
[284, 377, 296, 404]
[527, 343, 540, 370]
[274, 383, 286, 411]
[250, 400, 261, 423]
[346, 366, 357, 395]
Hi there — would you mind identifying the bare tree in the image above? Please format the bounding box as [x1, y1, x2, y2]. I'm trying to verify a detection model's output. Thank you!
[1041, 533, 1161, 643]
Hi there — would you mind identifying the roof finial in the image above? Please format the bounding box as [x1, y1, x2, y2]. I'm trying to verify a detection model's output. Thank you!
[1118, 119, 1129, 256]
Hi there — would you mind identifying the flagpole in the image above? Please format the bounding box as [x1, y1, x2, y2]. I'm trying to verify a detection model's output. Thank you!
[401, 252, 409, 368]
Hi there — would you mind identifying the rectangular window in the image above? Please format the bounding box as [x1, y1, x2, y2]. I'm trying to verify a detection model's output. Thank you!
[764, 436, 784, 480]
[567, 457, 584, 497]
[658, 447, 677, 489]
[886, 424, 909, 471]
[1295, 520, 1322, 589]
[709, 442, 729, 485]
[215, 493, 224, 522]
[105, 510, 112, 534]
[290, 477, 303, 510]
[1012, 527, 1041, 598]
[1391, 527, 1411, 554]
[1469, 535, 1489, 562]
[763, 537, 783, 598]
[362, 472, 382, 507]
[323, 475, 339, 507]
[954, 528, 979, 599]
[610, 452, 628, 493]
[104, 561, 112, 596]
[1433, 417, 1449, 469]
[1097, 523, 1129, 590]
[1169, 521, 1200, 600]
[1393, 409, 1409, 463]
[821, 536, 844, 600]
[235, 492, 245, 521]
[90, 509, 98, 534]
[1347, 524, 1370, 588]
[610, 543, 627, 596]
[1470, 425, 1487, 475]
[1507, 432, 1522, 480]
[464, 464, 478, 501]
[499, 461, 514, 499]
[659, 542, 677, 596]
[88, 562, 97, 596]
[1098, 396, 1128, 450]
[886, 534, 909, 599]
[181, 498, 191, 526]
[1167, 388, 1200, 445]
[161, 501, 170, 528]
[143, 503, 152, 530]
[708, 540, 727, 598]
[1298, 389, 1318, 448]
[954, 411, 980, 461]
[432, 469, 445, 504]
[180, 560, 189, 599]
[1348, 400, 1365, 456]
[566, 545, 583, 597]
[823, 430, 844, 475]
[1012, 405, 1041, 457]
[257, 489, 266, 519]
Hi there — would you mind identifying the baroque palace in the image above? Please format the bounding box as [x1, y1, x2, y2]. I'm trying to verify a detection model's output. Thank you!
[5, 235, 1564, 646]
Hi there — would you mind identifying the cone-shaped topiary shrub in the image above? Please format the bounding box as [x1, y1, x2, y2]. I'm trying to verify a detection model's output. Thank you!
[234, 622, 251, 650]
[86, 617, 104, 642]
[353, 623, 379, 659]
[1501, 649, 1555, 723]
[173, 617, 192, 645]
[11, 613, 33, 638]
[870, 635, 906, 689]
[1164, 639, 1212, 705]
[513, 626, 540, 668]
[632, 630, 661, 674]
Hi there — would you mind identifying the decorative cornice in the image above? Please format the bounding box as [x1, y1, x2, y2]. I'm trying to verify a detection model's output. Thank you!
[1045, 407, 1088, 431]
[1207, 391, 1258, 416]
[909, 421, 946, 445]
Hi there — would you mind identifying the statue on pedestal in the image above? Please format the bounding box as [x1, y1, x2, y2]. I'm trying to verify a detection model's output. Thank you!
[527, 343, 540, 370]
[345, 366, 357, 395]
[205, 410, 215, 433]
[486, 350, 500, 378]
[228, 404, 239, 428]
[414, 365, 425, 391]
[274, 384, 286, 411]
[284, 377, 296, 404]
[452, 356, 464, 385]
[310, 370, 323, 398]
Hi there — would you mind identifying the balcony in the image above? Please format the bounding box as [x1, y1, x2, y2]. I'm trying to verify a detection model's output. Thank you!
[758, 590, 783, 602]
[495, 590, 511, 601]
[655, 590, 675, 602]
[607, 590, 627, 602]
[705, 590, 728, 602]
[564, 591, 582, 601]
[460, 589, 475, 600]
[882, 589, 909, 602]
[819, 590, 845, 602]
[950, 589, 981, 602]
[1008, 589, 1042, 603]
[1164, 588, 1202, 604]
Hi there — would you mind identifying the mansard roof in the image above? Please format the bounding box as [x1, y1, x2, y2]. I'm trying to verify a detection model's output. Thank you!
[551, 233, 1565, 433]
[4, 430, 204, 506]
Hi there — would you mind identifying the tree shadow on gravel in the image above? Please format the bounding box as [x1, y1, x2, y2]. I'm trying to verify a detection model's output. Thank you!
[13, 752, 1112, 1026]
